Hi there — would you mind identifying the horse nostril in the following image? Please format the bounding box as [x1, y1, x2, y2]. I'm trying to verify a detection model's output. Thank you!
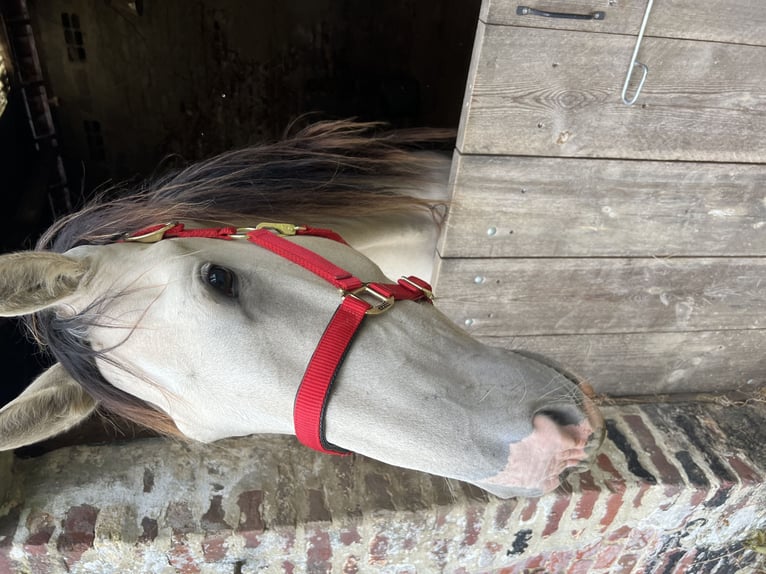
[538, 407, 581, 428]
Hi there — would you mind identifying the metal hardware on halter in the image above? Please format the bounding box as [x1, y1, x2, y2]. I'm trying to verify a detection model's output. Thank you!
[256, 222, 305, 235]
[516, 6, 604, 20]
[342, 284, 396, 315]
[118, 219, 433, 456]
[231, 223, 302, 239]
[123, 222, 178, 243]
[399, 276, 435, 301]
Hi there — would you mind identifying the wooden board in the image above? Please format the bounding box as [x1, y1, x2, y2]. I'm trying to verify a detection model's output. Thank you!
[435, 2, 766, 396]
[439, 153, 766, 258]
[458, 24, 766, 161]
[487, 329, 766, 395]
[434, 257, 766, 336]
[480, 0, 766, 46]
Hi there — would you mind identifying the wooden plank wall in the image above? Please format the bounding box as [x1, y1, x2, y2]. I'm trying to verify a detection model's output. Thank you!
[434, 0, 766, 396]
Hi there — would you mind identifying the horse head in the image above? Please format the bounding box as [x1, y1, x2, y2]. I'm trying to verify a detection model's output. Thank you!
[0, 223, 603, 498]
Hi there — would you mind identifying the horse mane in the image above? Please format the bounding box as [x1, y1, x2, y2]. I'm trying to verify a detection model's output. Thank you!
[38, 120, 453, 252]
[25, 120, 454, 439]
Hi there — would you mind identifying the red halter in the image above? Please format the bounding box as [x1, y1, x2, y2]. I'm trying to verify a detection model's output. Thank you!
[125, 222, 434, 455]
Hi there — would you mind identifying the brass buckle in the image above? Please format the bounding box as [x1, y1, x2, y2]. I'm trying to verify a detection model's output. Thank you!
[124, 222, 177, 243]
[343, 284, 395, 316]
[255, 222, 304, 236]
[231, 222, 305, 240]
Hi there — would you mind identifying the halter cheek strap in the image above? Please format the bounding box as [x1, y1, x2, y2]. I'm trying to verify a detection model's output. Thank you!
[125, 222, 434, 455]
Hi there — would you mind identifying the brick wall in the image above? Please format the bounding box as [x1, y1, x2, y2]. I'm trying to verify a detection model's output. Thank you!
[1, 401, 764, 573]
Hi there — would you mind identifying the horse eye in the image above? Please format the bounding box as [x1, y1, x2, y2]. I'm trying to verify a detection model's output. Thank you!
[203, 264, 238, 297]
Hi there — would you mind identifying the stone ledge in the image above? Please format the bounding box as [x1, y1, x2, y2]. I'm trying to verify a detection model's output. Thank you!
[0, 402, 764, 573]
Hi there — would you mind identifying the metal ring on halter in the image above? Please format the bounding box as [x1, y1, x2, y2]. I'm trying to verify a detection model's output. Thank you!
[342, 284, 396, 315]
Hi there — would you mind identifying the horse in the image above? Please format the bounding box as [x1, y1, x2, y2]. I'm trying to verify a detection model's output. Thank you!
[0, 120, 603, 498]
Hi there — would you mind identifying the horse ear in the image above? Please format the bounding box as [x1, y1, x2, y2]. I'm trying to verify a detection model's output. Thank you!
[0, 251, 89, 317]
[0, 363, 97, 451]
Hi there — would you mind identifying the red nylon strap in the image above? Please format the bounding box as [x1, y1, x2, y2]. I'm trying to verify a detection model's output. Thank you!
[244, 229, 431, 455]
[292, 295, 369, 455]
[246, 229, 364, 292]
[124, 221, 432, 456]
[129, 223, 238, 241]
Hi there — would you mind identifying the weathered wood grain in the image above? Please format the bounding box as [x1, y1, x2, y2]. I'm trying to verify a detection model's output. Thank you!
[480, 0, 766, 46]
[434, 257, 766, 336]
[486, 329, 766, 395]
[458, 25, 766, 161]
[439, 153, 766, 258]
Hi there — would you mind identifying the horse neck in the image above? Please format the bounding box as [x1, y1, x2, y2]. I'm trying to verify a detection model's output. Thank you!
[317, 151, 450, 281]
[317, 211, 438, 281]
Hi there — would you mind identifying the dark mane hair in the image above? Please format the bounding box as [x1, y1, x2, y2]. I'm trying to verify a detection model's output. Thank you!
[26, 120, 453, 437]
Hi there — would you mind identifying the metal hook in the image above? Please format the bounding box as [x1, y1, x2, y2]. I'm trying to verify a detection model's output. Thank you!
[621, 0, 654, 105]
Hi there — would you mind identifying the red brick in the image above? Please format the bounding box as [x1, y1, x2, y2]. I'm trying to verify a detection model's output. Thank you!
[596, 454, 626, 530]
[607, 525, 632, 543]
[574, 541, 600, 562]
[573, 471, 600, 520]
[282, 560, 295, 574]
[726, 455, 763, 485]
[237, 490, 264, 532]
[520, 498, 538, 522]
[625, 528, 657, 552]
[567, 559, 594, 574]
[672, 548, 698, 573]
[237, 490, 264, 548]
[491, 564, 523, 574]
[613, 554, 638, 574]
[690, 487, 709, 508]
[340, 526, 361, 546]
[202, 535, 227, 562]
[168, 542, 201, 574]
[201, 495, 231, 532]
[463, 506, 483, 546]
[342, 555, 359, 574]
[368, 533, 389, 565]
[632, 480, 652, 509]
[307, 528, 332, 573]
[25, 511, 55, 546]
[524, 553, 545, 569]
[542, 494, 571, 537]
[548, 550, 575, 572]
[57, 504, 99, 566]
[0, 553, 16, 574]
[494, 500, 517, 530]
[403, 531, 418, 551]
[594, 544, 622, 569]
[655, 549, 687, 574]
[622, 414, 684, 496]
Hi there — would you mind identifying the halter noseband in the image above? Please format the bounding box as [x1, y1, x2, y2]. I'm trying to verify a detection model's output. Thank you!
[125, 222, 434, 455]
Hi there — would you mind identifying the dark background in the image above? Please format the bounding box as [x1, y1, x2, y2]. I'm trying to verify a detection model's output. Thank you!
[0, 1, 479, 418]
